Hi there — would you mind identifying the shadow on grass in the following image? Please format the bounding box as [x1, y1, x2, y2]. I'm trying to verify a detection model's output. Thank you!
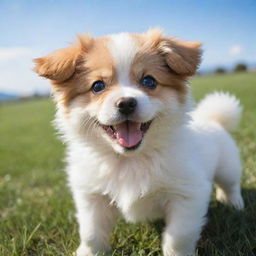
[198, 188, 256, 256]
[112, 188, 255, 256]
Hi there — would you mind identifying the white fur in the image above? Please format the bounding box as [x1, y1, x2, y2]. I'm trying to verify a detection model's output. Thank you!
[53, 35, 244, 256]
[192, 91, 242, 131]
[108, 33, 139, 87]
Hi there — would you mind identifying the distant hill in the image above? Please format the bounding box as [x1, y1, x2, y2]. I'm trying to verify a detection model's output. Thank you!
[0, 92, 19, 102]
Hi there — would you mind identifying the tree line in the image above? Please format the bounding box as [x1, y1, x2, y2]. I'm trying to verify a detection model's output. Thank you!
[215, 63, 248, 74]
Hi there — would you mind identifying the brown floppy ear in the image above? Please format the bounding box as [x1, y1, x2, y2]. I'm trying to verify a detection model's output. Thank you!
[33, 34, 93, 82]
[159, 38, 202, 76]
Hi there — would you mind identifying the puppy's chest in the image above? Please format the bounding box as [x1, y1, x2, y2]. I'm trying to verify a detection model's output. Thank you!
[97, 159, 168, 221]
[116, 189, 167, 222]
[69, 149, 170, 220]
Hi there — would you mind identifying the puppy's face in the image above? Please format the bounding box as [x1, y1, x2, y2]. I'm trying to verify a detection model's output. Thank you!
[34, 29, 201, 154]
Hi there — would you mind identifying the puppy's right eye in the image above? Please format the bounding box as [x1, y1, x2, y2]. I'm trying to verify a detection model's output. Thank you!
[91, 81, 105, 93]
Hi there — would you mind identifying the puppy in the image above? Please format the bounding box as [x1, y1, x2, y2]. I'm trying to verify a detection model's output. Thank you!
[34, 29, 244, 256]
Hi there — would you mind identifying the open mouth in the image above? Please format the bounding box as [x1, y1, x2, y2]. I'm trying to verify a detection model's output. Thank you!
[101, 120, 152, 150]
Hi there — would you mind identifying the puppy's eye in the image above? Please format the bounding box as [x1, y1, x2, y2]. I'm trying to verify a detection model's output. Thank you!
[91, 81, 105, 93]
[140, 76, 157, 89]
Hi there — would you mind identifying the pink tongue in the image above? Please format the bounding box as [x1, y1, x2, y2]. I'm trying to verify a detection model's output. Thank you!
[115, 121, 142, 148]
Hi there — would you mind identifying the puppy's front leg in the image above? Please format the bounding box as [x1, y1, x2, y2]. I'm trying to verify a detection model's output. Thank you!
[73, 191, 117, 256]
[162, 187, 211, 256]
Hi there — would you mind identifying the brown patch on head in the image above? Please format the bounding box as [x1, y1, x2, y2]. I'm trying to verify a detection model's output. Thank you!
[130, 28, 202, 102]
[34, 29, 201, 107]
[34, 34, 117, 107]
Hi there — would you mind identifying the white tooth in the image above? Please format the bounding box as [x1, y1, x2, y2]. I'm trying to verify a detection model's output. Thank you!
[107, 127, 113, 134]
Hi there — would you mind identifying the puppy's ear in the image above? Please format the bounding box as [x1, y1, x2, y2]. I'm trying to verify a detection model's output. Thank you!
[33, 34, 93, 82]
[145, 28, 202, 76]
[159, 38, 202, 76]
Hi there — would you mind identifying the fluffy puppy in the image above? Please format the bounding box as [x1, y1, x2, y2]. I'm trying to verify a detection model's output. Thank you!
[34, 29, 244, 256]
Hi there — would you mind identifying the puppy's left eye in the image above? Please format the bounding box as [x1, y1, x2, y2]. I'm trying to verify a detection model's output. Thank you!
[140, 76, 157, 89]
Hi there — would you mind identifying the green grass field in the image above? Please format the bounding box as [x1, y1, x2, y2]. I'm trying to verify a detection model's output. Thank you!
[1, 72, 256, 256]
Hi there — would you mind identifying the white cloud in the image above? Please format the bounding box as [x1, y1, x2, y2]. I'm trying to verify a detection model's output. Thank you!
[229, 45, 242, 56]
[0, 47, 33, 62]
[0, 47, 50, 95]
[200, 43, 254, 69]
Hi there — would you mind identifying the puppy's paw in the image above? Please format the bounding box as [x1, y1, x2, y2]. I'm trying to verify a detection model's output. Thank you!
[162, 234, 195, 256]
[216, 187, 244, 210]
[228, 192, 244, 210]
[74, 244, 93, 256]
[163, 248, 195, 256]
[74, 244, 111, 256]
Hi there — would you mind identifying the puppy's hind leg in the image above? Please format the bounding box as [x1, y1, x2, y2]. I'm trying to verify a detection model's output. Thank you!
[162, 185, 211, 256]
[215, 156, 244, 210]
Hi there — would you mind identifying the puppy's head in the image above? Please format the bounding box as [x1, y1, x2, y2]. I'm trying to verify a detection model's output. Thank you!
[34, 29, 201, 154]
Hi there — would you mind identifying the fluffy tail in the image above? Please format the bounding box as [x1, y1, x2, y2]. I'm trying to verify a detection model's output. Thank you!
[192, 92, 242, 131]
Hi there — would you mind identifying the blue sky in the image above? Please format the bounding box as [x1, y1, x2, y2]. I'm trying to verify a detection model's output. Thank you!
[0, 0, 255, 94]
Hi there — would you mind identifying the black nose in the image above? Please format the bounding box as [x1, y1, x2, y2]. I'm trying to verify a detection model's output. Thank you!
[116, 97, 137, 115]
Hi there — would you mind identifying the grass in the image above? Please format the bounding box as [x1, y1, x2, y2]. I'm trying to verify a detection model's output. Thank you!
[1, 72, 256, 256]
